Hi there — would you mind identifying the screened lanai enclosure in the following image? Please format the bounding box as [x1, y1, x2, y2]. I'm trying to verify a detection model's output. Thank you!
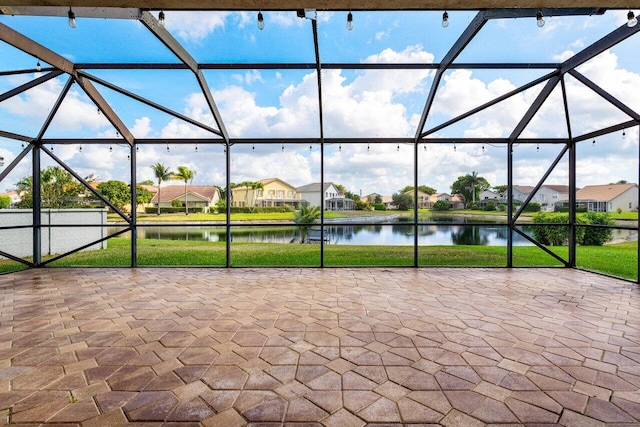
[0, 5, 639, 281]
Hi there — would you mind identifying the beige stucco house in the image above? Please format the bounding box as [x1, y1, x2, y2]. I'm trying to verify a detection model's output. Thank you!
[231, 178, 305, 208]
[151, 185, 219, 211]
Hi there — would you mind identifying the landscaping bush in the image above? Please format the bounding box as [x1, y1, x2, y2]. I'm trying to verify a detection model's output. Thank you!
[554, 206, 588, 213]
[372, 203, 386, 211]
[497, 203, 506, 212]
[433, 200, 450, 211]
[522, 202, 541, 212]
[170, 199, 182, 207]
[144, 207, 204, 214]
[483, 202, 495, 211]
[355, 200, 371, 210]
[532, 212, 586, 245]
[0, 195, 10, 209]
[229, 206, 292, 214]
[470, 203, 480, 210]
[581, 212, 615, 246]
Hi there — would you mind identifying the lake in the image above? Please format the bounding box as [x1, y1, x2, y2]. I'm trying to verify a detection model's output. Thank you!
[119, 216, 537, 246]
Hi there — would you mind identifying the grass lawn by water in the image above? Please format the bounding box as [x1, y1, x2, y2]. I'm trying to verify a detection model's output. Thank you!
[0, 238, 631, 281]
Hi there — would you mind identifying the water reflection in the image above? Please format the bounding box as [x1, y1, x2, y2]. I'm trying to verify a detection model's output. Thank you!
[123, 218, 533, 246]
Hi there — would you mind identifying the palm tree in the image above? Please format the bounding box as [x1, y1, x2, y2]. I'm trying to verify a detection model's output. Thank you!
[467, 171, 481, 204]
[292, 205, 321, 243]
[151, 163, 172, 215]
[173, 165, 196, 215]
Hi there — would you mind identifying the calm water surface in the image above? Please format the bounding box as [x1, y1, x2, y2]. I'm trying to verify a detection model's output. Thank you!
[118, 216, 539, 246]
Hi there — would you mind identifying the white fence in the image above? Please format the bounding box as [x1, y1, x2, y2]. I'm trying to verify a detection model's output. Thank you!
[0, 209, 108, 259]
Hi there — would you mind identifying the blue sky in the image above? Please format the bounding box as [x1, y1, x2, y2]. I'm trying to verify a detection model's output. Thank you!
[0, 9, 639, 196]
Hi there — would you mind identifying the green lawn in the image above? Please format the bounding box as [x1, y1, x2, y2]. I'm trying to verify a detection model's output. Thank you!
[2, 238, 634, 281]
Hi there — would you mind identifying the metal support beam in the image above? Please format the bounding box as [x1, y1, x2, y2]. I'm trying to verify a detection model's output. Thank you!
[569, 70, 640, 122]
[561, 22, 640, 74]
[0, 144, 32, 183]
[421, 71, 557, 138]
[0, 23, 74, 74]
[42, 146, 132, 222]
[196, 71, 229, 141]
[32, 145, 41, 266]
[415, 11, 488, 139]
[79, 71, 222, 137]
[0, 130, 33, 142]
[75, 75, 134, 145]
[574, 119, 639, 143]
[130, 145, 137, 267]
[0, 249, 33, 267]
[509, 76, 559, 141]
[312, 19, 325, 266]
[561, 76, 577, 268]
[0, 70, 63, 103]
[513, 145, 568, 221]
[140, 11, 229, 142]
[225, 144, 231, 267]
[0, 6, 141, 19]
[507, 142, 513, 267]
[139, 11, 198, 72]
[35, 75, 73, 141]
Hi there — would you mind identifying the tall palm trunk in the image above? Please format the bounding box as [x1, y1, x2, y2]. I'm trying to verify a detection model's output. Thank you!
[184, 180, 189, 215]
[157, 179, 161, 215]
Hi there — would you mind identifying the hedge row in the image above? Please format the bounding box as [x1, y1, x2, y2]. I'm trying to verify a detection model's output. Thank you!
[226, 206, 293, 213]
[531, 212, 615, 246]
[144, 207, 206, 214]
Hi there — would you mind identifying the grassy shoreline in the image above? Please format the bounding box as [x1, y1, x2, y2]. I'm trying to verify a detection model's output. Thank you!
[109, 209, 639, 224]
[2, 238, 634, 281]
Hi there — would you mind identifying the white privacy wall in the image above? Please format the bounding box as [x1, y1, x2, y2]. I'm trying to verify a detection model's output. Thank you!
[0, 209, 107, 259]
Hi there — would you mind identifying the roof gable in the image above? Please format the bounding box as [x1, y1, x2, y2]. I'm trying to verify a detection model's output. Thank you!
[151, 185, 218, 203]
[576, 183, 637, 202]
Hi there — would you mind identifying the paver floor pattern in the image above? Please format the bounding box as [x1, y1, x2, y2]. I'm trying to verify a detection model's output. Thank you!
[0, 267, 639, 426]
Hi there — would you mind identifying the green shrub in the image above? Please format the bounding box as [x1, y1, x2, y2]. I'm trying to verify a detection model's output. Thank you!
[228, 206, 292, 214]
[523, 202, 541, 212]
[433, 200, 450, 211]
[355, 200, 371, 210]
[532, 212, 587, 245]
[470, 203, 479, 210]
[0, 195, 10, 209]
[497, 203, 506, 212]
[483, 202, 495, 211]
[581, 212, 614, 246]
[144, 207, 204, 214]
[554, 206, 588, 213]
[170, 199, 182, 207]
[372, 203, 386, 211]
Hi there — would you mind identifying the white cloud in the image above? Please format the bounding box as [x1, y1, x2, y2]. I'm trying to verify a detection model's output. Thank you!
[268, 12, 297, 27]
[0, 75, 110, 133]
[232, 70, 264, 85]
[552, 50, 575, 61]
[165, 11, 230, 43]
[375, 31, 387, 40]
[131, 117, 152, 138]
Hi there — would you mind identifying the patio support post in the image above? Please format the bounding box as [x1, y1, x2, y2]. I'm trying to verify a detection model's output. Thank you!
[561, 76, 576, 267]
[312, 19, 325, 267]
[414, 141, 419, 267]
[568, 137, 576, 267]
[507, 143, 513, 267]
[32, 144, 41, 266]
[226, 143, 231, 268]
[130, 144, 137, 267]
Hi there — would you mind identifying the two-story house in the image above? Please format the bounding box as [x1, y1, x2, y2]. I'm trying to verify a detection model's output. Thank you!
[232, 178, 305, 208]
[296, 182, 354, 210]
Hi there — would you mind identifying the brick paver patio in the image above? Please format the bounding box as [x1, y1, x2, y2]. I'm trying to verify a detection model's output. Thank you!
[0, 267, 639, 426]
